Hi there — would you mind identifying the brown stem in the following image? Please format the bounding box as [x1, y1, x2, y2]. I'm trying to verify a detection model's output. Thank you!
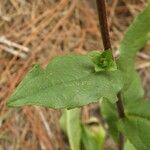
[118, 133, 124, 150]
[96, 0, 125, 150]
[116, 93, 125, 150]
[96, 0, 111, 50]
[117, 93, 125, 119]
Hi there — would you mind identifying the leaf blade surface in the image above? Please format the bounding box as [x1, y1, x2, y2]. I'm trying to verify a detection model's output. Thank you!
[7, 54, 122, 109]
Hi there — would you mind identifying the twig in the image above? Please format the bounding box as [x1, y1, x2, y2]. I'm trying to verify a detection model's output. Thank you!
[0, 36, 29, 59]
[0, 36, 29, 52]
[136, 61, 150, 70]
[137, 52, 150, 60]
[35, 107, 53, 139]
[96, 0, 125, 150]
[0, 45, 27, 59]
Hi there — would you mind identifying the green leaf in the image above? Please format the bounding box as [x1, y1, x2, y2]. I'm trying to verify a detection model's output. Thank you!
[101, 72, 144, 141]
[101, 5, 150, 142]
[7, 53, 123, 109]
[102, 5, 150, 148]
[59, 111, 67, 133]
[101, 71, 144, 141]
[117, 4, 150, 103]
[124, 141, 137, 150]
[60, 108, 81, 150]
[101, 100, 119, 141]
[118, 3, 150, 73]
[88, 50, 117, 72]
[123, 71, 144, 105]
[117, 4, 150, 104]
[118, 4, 150, 103]
[119, 101, 150, 150]
[81, 121, 106, 150]
[101, 73, 146, 143]
[125, 101, 150, 121]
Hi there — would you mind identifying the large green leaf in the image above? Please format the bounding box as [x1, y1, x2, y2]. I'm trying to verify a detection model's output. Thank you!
[7, 53, 123, 109]
[118, 3, 150, 73]
[119, 101, 150, 150]
[60, 108, 81, 150]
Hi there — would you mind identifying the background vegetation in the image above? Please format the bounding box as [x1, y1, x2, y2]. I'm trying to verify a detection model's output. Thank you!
[0, 0, 150, 149]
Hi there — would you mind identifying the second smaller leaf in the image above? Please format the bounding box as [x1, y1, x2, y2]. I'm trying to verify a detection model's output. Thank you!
[60, 108, 81, 150]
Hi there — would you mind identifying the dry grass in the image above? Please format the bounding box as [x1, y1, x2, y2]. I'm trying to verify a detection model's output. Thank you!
[0, 0, 150, 149]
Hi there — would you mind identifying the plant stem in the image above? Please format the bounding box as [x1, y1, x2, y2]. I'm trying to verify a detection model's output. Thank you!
[116, 93, 125, 119]
[116, 93, 125, 150]
[96, 0, 111, 50]
[96, 0, 125, 150]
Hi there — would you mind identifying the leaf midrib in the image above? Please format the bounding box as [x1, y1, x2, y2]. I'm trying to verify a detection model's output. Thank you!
[12, 72, 115, 102]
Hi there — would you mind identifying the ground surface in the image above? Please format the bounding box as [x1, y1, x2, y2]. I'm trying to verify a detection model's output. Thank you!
[0, 0, 150, 150]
